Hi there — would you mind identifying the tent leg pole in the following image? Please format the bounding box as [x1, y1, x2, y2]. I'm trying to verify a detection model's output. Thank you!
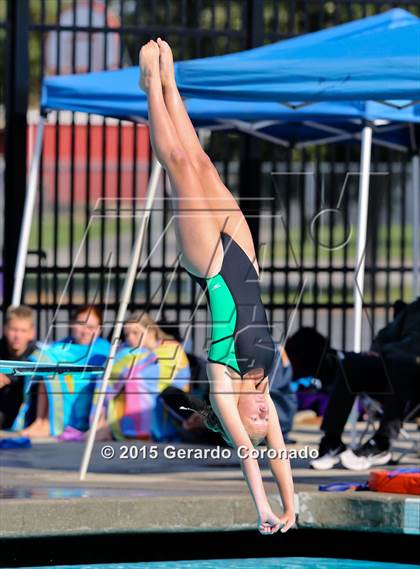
[349, 124, 372, 449]
[412, 155, 420, 299]
[12, 117, 45, 306]
[79, 158, 163, 481]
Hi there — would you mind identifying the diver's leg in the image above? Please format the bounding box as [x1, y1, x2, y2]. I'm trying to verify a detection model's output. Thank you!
[140, 40, 223, 278]
[158, 39, 259, 273]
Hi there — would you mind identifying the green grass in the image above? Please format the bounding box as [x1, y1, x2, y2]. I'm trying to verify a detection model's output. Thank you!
[267, 223, 416, 264]
[28, 213, 132, 250]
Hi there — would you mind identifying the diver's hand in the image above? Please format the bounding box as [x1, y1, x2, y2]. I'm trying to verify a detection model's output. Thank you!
[257, 508, 283, 535]
[278, 508, 296, 533]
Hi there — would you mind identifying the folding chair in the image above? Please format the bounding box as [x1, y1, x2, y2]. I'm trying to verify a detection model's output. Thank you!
[357, 393, 384, 444]
[391, 401, 420, 464]
[357, 395, 420, 464]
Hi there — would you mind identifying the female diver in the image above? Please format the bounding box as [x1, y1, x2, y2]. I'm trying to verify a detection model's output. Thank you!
[139, 38, 295, 535]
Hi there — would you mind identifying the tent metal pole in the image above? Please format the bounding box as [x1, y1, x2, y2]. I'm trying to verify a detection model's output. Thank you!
[412, 154, 420, 298]
[79, 158, 163, 481]
[349, 123, 373, 448]
[12, 117, 45, 306]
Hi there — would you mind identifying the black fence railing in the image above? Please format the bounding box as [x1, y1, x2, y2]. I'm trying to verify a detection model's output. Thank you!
[1, 0, 420, 356]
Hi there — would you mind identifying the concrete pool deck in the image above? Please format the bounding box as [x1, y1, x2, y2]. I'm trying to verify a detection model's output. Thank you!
[0, 421, 419, 539]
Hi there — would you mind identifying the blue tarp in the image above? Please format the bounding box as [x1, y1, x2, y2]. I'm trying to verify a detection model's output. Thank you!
[175, 9, 420, 104]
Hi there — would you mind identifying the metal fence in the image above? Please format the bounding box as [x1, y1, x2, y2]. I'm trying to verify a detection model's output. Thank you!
[1, 0, 420, 357]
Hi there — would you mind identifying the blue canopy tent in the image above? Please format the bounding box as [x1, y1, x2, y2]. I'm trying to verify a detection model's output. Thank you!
[14, 9, 420, 478]
[34, 65, 420, 148]
[34, 63, 420, 126]
[15, 64, 420, 312]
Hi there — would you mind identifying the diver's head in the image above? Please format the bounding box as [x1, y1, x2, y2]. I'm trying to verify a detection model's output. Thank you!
[237, 367, 269, 445]
[237, 393, 269, 445]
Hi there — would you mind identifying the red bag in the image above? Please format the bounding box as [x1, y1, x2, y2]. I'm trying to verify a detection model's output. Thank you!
[368, 468, 420, 495]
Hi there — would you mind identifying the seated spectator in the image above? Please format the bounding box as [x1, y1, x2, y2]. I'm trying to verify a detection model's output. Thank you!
[311, 297, 420, 470]
[340, 353, 419, 470]
[13, 305, 110, 438]
[55, 305, 110, 434]
[0, 305, 40, 430]
[86, 311, 190, 442]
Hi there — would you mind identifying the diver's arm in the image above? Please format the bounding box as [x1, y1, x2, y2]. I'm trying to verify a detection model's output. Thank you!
[265, 394, 296, 532]
[209, 390, 271, 515]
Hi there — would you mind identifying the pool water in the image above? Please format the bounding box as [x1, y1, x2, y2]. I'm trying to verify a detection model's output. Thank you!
[12, 559, 420, 569]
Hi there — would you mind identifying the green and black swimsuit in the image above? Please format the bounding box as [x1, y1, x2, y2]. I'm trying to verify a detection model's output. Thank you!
[186, 231, 276, 378]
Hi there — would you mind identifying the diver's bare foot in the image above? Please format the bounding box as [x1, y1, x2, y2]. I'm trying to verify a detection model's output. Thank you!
[156, 37, 175, 89]
[139, 40, 160, 93]
[21, 418, 50, 438]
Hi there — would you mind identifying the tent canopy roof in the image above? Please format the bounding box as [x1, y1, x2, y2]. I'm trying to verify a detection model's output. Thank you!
[174, 9, 420, 104]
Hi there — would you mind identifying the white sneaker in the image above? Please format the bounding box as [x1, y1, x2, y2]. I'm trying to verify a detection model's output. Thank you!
[310, 443, 347, 470]
[340, 440, 392, 471]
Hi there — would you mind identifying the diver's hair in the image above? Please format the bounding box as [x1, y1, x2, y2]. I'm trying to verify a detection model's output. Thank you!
[124, 311, 176, 343]
[180, 402, 234, 447]
[180, 402, 265, 448]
